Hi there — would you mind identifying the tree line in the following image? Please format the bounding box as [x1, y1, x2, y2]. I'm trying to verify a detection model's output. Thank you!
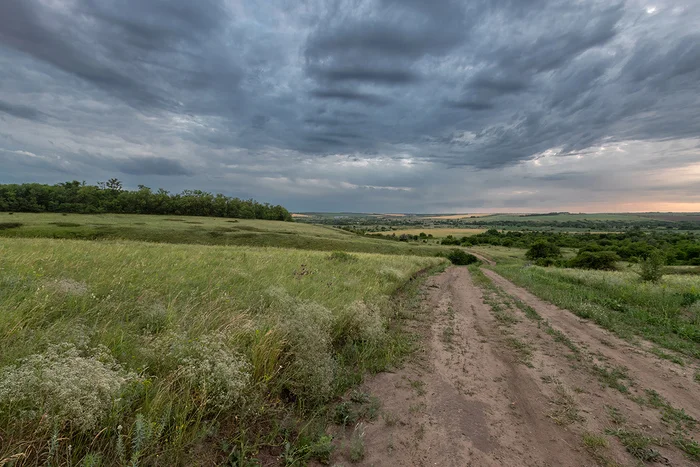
[0, 180, 293, 221]
[441, 229, 700, 265]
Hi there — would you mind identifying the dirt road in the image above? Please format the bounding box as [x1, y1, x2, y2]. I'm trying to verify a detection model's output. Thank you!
[332, 266, 700, 466]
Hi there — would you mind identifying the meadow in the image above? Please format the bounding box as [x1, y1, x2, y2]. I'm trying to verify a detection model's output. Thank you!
[473, 246, 700, 360]
[0, 236, 445, 465]
[0, 212, 454, 257]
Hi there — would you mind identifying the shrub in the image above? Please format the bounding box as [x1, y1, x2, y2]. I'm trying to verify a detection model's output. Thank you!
[446, 249, 479, 265]
[525, 241, 561, 260]
[177, 334, 250, 412]
[0, 344, 139, 431]
[534, 257, 557, 267]
[639, 250, 665, 283]
[0, 222, 22, 230]
[568, 250, 620, 270]
[267, 288, 336, 404]
[332, 301, 386, 347]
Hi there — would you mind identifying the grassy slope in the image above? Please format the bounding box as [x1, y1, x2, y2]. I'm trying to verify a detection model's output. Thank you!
[0, 237, 445, 465]
[0, 212, 453, 257]
[472, 246, 700, 360]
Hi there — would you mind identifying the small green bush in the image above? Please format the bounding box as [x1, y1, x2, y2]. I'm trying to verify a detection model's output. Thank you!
[525, 241, 561, 260]
[0, 222, 22, 230]
[639, 250, 665, 282]
[535, 257, 558, 267]
[568, 250, 619, 270]
[445, 249, 479, 265]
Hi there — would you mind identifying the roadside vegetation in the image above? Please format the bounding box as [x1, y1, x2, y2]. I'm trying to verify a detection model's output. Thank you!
[489, 257, 700, 359]
[0, 236, 446, 465]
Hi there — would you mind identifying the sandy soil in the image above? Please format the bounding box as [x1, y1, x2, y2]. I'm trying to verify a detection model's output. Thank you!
[330, 267, 700, 466]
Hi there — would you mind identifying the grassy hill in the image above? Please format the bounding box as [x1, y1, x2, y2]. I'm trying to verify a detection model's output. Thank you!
[0, 212, 453, 257]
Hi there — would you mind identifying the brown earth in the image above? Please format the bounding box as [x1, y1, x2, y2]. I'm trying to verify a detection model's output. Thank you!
[329, 267, 700, 466]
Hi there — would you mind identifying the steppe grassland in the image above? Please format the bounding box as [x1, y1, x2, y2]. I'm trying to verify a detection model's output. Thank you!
[488, 256, 700, 359]
[0, 212, 453, 257]
[0, 237, 445, 464]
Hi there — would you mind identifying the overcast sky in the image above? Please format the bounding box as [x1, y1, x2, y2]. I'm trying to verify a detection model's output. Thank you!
[1, 0, 699, 213]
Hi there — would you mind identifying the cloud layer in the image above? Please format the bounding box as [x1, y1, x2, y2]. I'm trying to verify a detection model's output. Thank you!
[1, 0, 699, 212]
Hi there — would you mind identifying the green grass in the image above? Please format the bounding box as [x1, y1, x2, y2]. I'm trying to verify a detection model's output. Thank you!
[0, 237, 445, 465]
[0, 212, 456, 257]
[490, 261, 700, 359]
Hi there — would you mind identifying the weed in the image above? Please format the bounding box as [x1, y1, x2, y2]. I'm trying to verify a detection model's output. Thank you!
[349, 390, 370, 404]
[592, 365, 630, 393]
[605, 428, 663, 462]
[582, 433, 608, 449]
[409, 379, 426, 396]
[382, 411, 398, 426]
[673, 433, 700, 461]
[548, 384, 583, 426]
[333, 402, 358, 426]
[606, 406, 626, 426]
[504, 337, 534, 367]
[349, 424, 365, 463]
[649, 347, 684, 366]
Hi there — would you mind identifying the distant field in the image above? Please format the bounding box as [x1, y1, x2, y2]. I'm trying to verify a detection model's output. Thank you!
[0, 212, 456, 257]
[422, 213, 492, 219]
[458, 213, 652, 223]
[371, 228, 487, 238]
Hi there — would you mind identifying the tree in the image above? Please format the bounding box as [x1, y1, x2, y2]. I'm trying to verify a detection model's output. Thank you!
[568, 251, 619, 270]
[525, 241, 561, 260]
[639, 250, 665, 282]
[106, 178, 123, 191]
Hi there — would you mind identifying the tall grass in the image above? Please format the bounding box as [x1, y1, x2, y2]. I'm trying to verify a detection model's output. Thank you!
[0, 238, 445, 465]
[492, 264, 700, 359]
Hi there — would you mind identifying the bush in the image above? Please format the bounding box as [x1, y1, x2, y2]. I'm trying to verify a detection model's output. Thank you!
[534, 257, 558, 267]
[568, 250, 620, 270]
[0, 344, 139, 431]
[446, 249, 479, 265]
[639, 250, 665, 283]
[525, 241, 561, 260]
[177, 334, 250, 413]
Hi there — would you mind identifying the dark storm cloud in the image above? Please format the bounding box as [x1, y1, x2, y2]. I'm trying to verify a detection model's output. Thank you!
[0, 100, 45, 121]
[310, 89, 389, 105]
[1, 0, 700, 211]
[116, 157, 192, 176]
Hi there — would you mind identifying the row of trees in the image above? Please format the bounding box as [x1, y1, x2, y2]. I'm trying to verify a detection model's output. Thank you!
[0, 180, 293, 221]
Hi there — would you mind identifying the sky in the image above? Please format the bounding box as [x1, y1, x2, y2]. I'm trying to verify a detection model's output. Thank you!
[1, 0, 699, 213]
